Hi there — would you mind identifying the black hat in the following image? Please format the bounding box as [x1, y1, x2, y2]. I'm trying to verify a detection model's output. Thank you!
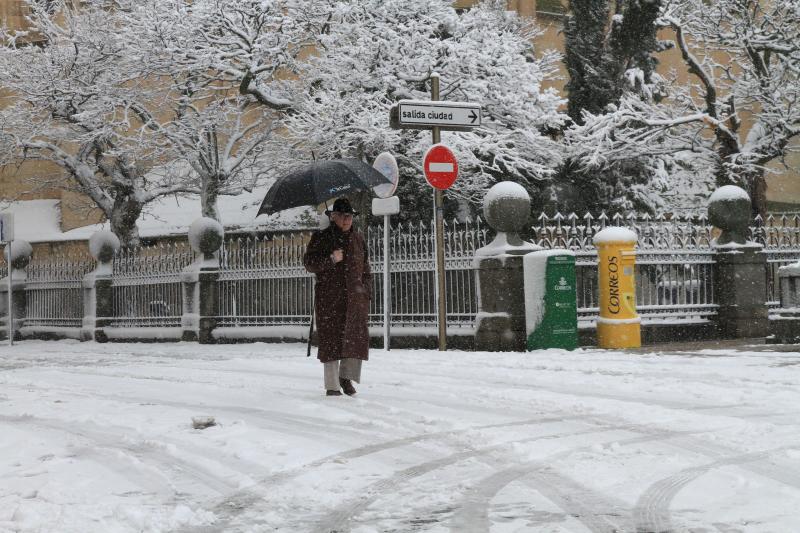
[326, 198, 359, 216]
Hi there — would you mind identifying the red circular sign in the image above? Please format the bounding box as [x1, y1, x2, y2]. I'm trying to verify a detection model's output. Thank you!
[423, 144, 458, 190]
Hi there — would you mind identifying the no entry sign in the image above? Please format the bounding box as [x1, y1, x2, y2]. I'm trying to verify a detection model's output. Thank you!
[423, 144, 458, 190]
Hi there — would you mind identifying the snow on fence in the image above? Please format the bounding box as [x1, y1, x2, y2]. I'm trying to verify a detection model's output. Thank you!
[214, 219, 488, 330]
[533, 212, 719, 325]
[217, 234, 313, 327]
[365, 219, 488, 328]
[752, 214, 800, 310]
[109, 242, 194, 328]
[25, 253, 95, 328]
[7, 211, 800, 338]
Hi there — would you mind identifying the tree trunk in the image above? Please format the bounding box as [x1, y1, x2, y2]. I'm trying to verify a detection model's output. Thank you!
[201, 175, 220, 221]
[109, 195, 143, 247]
[750, 171, 768, 220]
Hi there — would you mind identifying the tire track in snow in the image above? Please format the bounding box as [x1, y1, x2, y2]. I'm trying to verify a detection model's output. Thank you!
[36, 370, 795, 533]
[448, 410, 800, 533]
[179, 415, 602, 533]
[432, 414, 798, 533]
[305, 424, 671, 533]
[0, 414, 240, 499]
[1, 416, 176, 500]
[445, 426, 701, 533]
[633, 440, 800, 533]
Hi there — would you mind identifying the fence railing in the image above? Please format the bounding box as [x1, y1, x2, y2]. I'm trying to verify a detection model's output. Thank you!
[25, 254, 95, 328]
[214, 219, 489, 329]
[109, 242, 194, 328]
[532, 213, 720, 325]
[217, 234, 313, 327]
[365, 219, 488, 328]
[751, 214, 800, 309]
[6, 211, 800, 336]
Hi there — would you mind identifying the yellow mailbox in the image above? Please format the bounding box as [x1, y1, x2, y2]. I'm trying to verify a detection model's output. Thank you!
[593, 227, 641, 349]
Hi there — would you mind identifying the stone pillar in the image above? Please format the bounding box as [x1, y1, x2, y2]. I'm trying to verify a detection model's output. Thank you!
[82, 231, 120, 343]
[474, 182, 540, 351]
[0, 240, 33, 341]
[183, 218, 224, 344]
[708, 186, 769, 338]
[771, 263, 800, 343]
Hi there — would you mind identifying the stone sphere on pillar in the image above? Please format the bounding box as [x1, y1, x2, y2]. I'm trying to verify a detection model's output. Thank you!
[88, 230, 121, 263]
[483, 181, 531, 233]
[189, 217, 225, 255]
[3, 240, 33, 270]
[708, 185, 751, 245]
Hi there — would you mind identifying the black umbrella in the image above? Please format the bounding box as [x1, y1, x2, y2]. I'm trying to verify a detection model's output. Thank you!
[257, 159, 392, 217]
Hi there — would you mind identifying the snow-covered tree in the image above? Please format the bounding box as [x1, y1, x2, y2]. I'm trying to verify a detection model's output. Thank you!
[554, 0, 673, 214]
[568, 0, 800, 216]
[0, 1, 198, 245]
[565, 0, 667, 124]
[0, 0, 324, 240]
[177, 0, 329, 112]
[281, 0, 565, 220]
[117, 0, 294, 221]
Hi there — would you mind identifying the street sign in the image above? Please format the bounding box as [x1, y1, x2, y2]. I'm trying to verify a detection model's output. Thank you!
[0, 213, 13, 242]
[423, 144, 458, 190]
[391, 100, 481, 131]
[372, 152, 400, 199]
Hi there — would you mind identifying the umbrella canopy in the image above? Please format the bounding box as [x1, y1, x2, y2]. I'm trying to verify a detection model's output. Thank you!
[257, 159, 393, 217]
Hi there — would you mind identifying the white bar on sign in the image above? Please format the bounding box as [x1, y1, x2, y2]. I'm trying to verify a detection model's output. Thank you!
[428, 163, 454, 173]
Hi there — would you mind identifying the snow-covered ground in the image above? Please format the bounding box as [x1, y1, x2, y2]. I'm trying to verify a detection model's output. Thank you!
[1, 340, 799, 533]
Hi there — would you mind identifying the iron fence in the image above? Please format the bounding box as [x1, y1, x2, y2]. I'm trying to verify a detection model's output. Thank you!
[366, 219, 488, 327]
[752, 214, 800, 310]
[0, 261, 6, 325]
[110, 242, 194, 328]
[7, 211, 800, 336]
[25, 253, 95, 328]
[215, 219, 489, 329]
[217, 234, 313, 327]
[533, 212, 720, 325]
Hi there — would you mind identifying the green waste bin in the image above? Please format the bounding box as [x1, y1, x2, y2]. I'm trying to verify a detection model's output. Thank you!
[524, 250, 578, 350]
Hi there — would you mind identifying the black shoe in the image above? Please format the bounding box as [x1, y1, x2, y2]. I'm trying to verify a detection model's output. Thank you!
[339, 378, 357, 396]
[326, 389, 342, 396]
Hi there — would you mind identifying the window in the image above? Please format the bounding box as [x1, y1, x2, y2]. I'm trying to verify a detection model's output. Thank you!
[536, 0, 566, 18]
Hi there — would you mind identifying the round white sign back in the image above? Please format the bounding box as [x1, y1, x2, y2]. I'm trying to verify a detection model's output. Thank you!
[372, 152, 400, 199]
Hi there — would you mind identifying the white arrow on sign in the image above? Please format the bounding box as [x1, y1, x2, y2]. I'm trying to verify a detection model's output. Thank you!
[396, 100, 481, 129]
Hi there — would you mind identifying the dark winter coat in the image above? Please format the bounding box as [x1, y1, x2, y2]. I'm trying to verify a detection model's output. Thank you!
[303, 225, 372, 362]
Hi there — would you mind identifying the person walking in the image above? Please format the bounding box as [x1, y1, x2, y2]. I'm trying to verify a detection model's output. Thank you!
[303, 198, 372, 396]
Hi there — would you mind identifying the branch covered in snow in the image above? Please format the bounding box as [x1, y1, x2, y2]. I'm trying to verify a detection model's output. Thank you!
[279, 0, 565, 214]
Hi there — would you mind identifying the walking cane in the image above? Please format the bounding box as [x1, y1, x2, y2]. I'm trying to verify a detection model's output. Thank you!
[307, 284, 314, 357]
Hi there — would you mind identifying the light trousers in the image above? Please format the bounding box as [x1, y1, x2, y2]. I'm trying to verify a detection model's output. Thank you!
[324, 358, 362, 390]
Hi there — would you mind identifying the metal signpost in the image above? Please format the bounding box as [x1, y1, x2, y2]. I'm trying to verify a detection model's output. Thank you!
[0, 213, 14, 346]
[390, 75, 481, 351]
[371, 153, 400, 351]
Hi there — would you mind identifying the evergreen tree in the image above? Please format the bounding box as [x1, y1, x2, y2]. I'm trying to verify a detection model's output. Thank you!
[556, 0, 669, 214]
[565, 0, 665, 125]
